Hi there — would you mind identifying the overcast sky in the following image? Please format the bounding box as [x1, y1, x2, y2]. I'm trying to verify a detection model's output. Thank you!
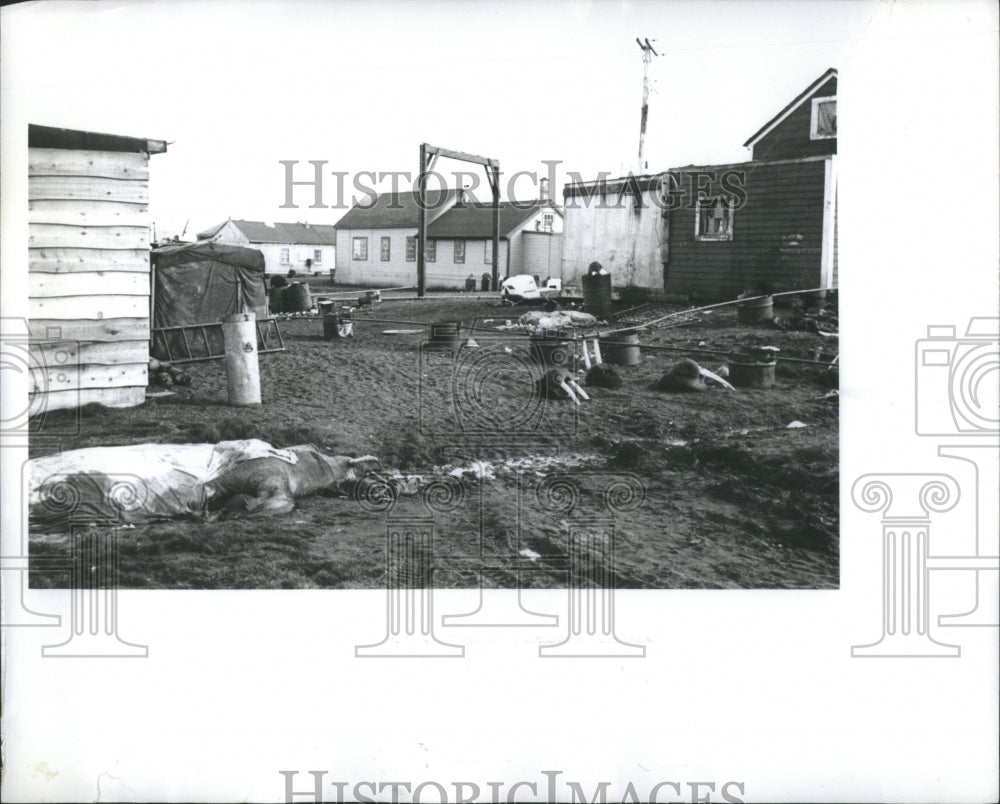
[0, 0, 961, 238]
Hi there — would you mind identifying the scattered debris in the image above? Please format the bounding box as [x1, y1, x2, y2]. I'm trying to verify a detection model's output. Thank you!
[148, 358, 192, 388]
[786, 420, 808, 429]
[518, 309, 598, 332]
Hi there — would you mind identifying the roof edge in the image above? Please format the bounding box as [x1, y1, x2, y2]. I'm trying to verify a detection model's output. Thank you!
[742, 68, 837, 148]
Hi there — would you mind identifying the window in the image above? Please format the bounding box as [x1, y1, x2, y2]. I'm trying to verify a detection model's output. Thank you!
[406, 237, 417, 261]
[280, 248, 290, 264]
[352, 237, 368, 260]
[454, 240, 465, 264]
[695, 196, 734, 241]
[426, 240, 436, 262]
[313, 249, 323, 265]
[542, 213, 554, 233]
[484, 239, 493, 264]
[381, 237, 391, 261]
[810, 97, 836, 139]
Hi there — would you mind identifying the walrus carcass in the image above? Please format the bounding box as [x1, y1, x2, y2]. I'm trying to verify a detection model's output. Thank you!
[28, 439, 384, 528]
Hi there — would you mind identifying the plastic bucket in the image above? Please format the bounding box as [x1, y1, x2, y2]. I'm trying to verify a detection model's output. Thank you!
[581, 272, 613, 320]
[736, 295, 774, 324]
[728, 360, 776, 388]
[600, 330, 641, 366]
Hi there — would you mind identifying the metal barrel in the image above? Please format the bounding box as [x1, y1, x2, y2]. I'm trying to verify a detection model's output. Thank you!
[728, 360, 776, 388]
[581, 272, 613, 319]
[736, 294, 774, 323]
[600, 329, 641, 366]
[284, 282, 313, 313]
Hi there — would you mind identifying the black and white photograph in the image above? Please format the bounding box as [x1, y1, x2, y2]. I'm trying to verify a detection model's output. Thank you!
[1, 1, 997, 802]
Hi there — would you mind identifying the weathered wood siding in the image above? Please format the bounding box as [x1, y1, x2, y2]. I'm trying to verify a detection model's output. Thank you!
[28, 147, 152, 411]
[751, 76, 837, 161]
[665, 158, 830, 300]
[561, 187, 666, 288]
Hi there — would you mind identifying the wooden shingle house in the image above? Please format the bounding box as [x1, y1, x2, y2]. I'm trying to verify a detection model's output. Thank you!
[333, 189, 563, 289]
[562, 68, 838, 300]
[197, 219, 338, 276]
[28, 124, 167, 412]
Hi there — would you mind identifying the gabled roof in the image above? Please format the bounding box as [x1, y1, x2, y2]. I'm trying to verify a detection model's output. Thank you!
[197, 219, 338, 245]
[29, 123, 167, 154]
[333, 189, 462, 230]
[427, 201, 560, 239]
[742, 68, 837, 148]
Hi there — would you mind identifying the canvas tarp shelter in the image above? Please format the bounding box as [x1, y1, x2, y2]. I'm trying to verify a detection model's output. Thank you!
[151, 241, 283, 362]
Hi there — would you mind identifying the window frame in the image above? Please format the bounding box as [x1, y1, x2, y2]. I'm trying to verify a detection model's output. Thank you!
[313, 249, 323, 265]
[542, 213, 554, 233]
[809, 96, 837, 140]
[426, 240, 436, 262]
[454, 239, 465, 264]
[484, 239, 493, 264]
[352, 236, 368, 261]
[406, 236, 417, 262]
[381, 236, 391, 262]
[280, 248, 290, 265]
[694, 195, 735, 242]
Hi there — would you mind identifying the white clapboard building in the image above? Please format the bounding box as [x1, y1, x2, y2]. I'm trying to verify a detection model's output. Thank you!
[28, 124, 167, 411]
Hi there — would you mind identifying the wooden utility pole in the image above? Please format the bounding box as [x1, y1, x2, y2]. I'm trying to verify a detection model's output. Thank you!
[636, 37, 658, 173]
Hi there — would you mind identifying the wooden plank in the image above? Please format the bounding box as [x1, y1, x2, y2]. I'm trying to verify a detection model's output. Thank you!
[29, 201, 149, 226]
[29, 148, 149, 180]
[30, 248, 150, 272]
[31, 386, 146, 413]
[31, 340, 149, 368]
[30, 362, 148, 394]
[30, 272, 149, 298]
[29, 295, 148, 320]
[29, 317, 149, 342]
[29, 224, 149, 250]
[29, 175, 149, 203]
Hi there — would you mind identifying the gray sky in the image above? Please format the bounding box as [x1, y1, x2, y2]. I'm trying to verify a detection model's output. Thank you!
[0, 0, 897, 236]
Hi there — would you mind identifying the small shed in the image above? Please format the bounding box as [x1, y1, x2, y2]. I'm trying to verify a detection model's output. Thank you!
[150, 240, 277, 362]
[28, 124, 167, 411]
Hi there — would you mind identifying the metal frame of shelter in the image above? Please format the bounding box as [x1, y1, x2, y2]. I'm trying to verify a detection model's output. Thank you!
[416, 144, 500, 297]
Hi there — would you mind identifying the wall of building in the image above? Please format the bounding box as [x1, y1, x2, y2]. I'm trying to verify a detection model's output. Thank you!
[665, 157, 830, 300]
[257, 242, 334, 276]
[513, 231, 563, 281]
[28, 147, 152, 410]
[424, 239, 509, 290]
[561, 188, 666, 289]
[334, 228, 418, 287]
[750, 76, 837, 161]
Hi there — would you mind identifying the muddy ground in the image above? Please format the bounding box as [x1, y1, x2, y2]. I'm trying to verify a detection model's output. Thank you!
[29, 291, 839, 590]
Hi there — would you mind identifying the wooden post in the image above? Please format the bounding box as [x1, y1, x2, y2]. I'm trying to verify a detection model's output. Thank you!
[222, 312, 261, 405]
[417, 143, 427, 298]
[490, 165, 500, 291]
